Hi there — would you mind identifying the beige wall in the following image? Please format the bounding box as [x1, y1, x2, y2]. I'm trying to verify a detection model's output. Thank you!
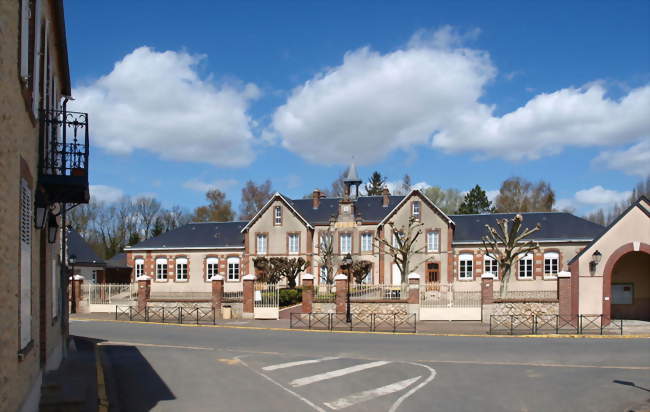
[0, 1, 67, 410]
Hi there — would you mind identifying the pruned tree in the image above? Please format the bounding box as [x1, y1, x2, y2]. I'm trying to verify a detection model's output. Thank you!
[458, 185, 494, 214]
[481, 214, 541, 297]
[269, 257, 308, 289]
[365, 171, 387, 195]
[317, 226, 340, 284]
[374, 216, 429, 284]
[253, 257, 280, 284]
[192, 189, 235, 222]
[240, 180, 273, 220]
[349, 260, 373, 284]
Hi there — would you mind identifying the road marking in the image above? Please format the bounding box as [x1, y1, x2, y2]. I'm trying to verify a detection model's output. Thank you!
[217, 358, 242, 365]
[389, 363, 437, 412]
[290, 361, 390, 387]
[97, 341, 213, 351]
[263, 357, 340, 371]
[324, 376, 420, 410]
[417, 359, 650, 371]
[236, 356, 326, 412]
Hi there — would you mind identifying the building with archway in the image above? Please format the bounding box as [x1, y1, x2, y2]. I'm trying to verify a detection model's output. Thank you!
[565, 196, 650, 321]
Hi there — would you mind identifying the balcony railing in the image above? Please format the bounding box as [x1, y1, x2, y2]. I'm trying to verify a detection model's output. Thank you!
[39, 109, 90, 204]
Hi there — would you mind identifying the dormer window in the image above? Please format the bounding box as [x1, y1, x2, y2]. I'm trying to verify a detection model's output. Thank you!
[274, 206, 282, 225]
[412, 201, 421, 220]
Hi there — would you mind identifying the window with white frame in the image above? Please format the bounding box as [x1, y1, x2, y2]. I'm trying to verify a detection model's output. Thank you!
[206, 257, 219, 281]
[484, 255, 499, 278]
[518, 253, 533, 279]
[319, 266, 330, 284]
[412, 201, 421, 220]
[227, 257, 240, 281]
[175, 257, 188, 281]
[288, 233, 299, 254]
[458, 254, 473, 280]
[256, 234, 267, 254]
[360, 233, 373, 252]
[362, 266, 373, 284]
[426, 231, 440, 252]
[340, 233, 352, 254]
[274, 206, 282, 225]
[544, 252, 559, 274]
[20, 179, 32, 349]
[155, 258, 167, 281]
[392, 231, 404, 248]
[320, 232, 332, 250]
[135, 258, 144, 279]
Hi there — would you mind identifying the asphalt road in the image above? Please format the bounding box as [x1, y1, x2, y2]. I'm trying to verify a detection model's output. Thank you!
[71, 320, 650, 412]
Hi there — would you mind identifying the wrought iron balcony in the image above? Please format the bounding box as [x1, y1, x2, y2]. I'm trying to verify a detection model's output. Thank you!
[38, 109, 90, 204]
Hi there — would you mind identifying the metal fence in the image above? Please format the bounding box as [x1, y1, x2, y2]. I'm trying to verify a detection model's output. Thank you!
[314, 284, 336, 303]
[83, 283, 137, 304]
[290, 312, 416, 333]
[496, 290, 558, 300]
[420, 283, 481, 308]
[223, 289, 244, 303]
[489, 314, 624, 335]
[254, 283, 279, 308]
[115, 305, 216, 324]
[349, 284, 408, 301]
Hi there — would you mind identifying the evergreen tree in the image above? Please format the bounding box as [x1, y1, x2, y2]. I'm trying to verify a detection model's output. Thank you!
[127, 231, 141, 246]
[458, 185, 494, 214]
[365, 171, 387, 195]
[151, 217, 165, 237]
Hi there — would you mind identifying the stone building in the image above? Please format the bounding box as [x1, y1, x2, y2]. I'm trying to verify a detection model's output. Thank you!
[0, 1, 90, 410]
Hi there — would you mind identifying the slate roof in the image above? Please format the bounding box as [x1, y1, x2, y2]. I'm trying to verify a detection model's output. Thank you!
[289, 198, 341, 225]
[449, 212, 605, 243]
[127, 221, 247, 249]
[68, 228, 104, 265]
[105, 253, 129, 268]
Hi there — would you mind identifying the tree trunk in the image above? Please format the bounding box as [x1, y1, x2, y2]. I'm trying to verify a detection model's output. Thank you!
[499, 266, 511, 298]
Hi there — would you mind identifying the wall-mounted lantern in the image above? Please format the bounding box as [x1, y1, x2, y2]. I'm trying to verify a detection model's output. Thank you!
[48, 214, 59, 244]
[35, 190, 48, 229]
[589, 250, 602, 273]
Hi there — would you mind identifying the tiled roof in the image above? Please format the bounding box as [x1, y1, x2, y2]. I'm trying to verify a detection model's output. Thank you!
[68, 228, 104, 265]
[450, 212, 605, 243]
[128, 221, 247, 249]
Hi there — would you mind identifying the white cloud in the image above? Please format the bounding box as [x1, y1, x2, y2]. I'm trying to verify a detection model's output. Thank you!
[72, 47, 260, 167]
[485, 190, 499, 202]
[574, 186, 632, 205]
[268, 27, 650, 164]
[90, 185, 124, 203]
[593, 139, 650, 176]
[183, 178, 238, 193]
[384, 180, 429, 194]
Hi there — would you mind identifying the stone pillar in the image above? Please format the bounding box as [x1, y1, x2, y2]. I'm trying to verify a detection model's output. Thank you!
[242, 274, 255, 319]
[335, 274, 348, 314]
[71, 275, 84, 314]
[211, 274, 224, 313]
[407, 273, 420, 320]
[557, 271, 572, 318]
[302, 273, 314, 314]
[137, 276, 151, 311]
[481, 273, 495, 305]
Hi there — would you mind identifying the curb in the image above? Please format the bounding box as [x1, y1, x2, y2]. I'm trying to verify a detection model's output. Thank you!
[72, 318, 650, 339]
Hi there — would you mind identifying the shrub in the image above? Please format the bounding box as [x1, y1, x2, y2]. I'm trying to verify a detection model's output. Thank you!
[279, 287, 302, 307]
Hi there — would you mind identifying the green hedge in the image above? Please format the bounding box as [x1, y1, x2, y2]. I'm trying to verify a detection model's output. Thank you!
[279, 287, 302, 307]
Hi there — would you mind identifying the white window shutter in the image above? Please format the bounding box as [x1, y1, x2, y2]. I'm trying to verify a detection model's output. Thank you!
[20, 0, 30, 82]
[32, 0, 42, 118]
[20, 179, 33, 348]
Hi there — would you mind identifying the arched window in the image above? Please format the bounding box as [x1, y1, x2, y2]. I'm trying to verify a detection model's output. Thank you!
[175, 257, 188, 281]
[227, 257, 240, 281]
[206, 257, 219, 281]
[155, 258, 167, 281]
[544, 252, 559, 274]
[135, 258, 145, 279]
[484, 256, 499, 279]
[518, 253, 533, 279]
[458, 254, 473, 280]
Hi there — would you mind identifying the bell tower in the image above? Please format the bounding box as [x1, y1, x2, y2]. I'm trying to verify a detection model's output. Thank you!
[343, 161, 362, 201]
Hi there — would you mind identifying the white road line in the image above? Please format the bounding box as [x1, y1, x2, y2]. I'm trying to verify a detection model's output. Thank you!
[388, 363, 437, 412]
[262, 357, 340, 371]
[324, 376, 421, 410]
[290, 361, 390, 387]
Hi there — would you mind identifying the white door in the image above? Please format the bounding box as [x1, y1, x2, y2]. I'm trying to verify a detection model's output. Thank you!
[392, 264, 402, 285]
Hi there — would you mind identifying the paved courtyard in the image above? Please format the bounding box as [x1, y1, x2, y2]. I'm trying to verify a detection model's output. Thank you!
[70, 319, 650, 411]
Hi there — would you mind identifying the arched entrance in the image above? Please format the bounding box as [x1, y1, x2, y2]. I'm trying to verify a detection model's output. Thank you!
[603, 243, 650, 321]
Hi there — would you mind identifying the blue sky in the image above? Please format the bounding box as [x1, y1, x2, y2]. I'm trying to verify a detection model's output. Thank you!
[64, 1, 650, 216]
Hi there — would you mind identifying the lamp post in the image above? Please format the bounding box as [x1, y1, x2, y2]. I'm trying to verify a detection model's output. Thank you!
[69, 254, 77, 313]
[343, 253, 353, 323]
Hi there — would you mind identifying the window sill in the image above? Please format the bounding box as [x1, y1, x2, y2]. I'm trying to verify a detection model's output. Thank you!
[226, 279, 241, 283]
[517, 277, 535, 281]
[543, 275, 558, 280]
[154, 279, 169, 283]
[17, 340, 34, 361]
[174, 279, 189, 283]
[457, 277, 475, 282]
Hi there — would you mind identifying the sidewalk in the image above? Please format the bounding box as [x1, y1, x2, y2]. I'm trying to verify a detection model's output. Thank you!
[40, 336, 100, 412]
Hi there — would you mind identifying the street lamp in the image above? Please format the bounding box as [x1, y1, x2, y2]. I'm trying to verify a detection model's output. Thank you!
[589, 250, 602, 273]
[47, 214, 59, 244]
[343, 252, 353, 323]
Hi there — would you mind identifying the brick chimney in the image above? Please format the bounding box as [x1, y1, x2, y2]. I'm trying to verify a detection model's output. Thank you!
[312, 189, 321, 209]
[382, 188, 390, 207]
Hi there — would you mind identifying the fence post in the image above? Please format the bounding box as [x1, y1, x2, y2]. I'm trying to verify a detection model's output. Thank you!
[137, 276, 151, 311]
[211, 274, 224, 318]
[407, 273, 420, 321]
[557, 271, 573, 322]
[334, 274, 348, 314]
[71, 275, 84, 314]
[242, 274, 255, 319]
[302, 274, 314, 314]
[510, 315, 514, 335]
